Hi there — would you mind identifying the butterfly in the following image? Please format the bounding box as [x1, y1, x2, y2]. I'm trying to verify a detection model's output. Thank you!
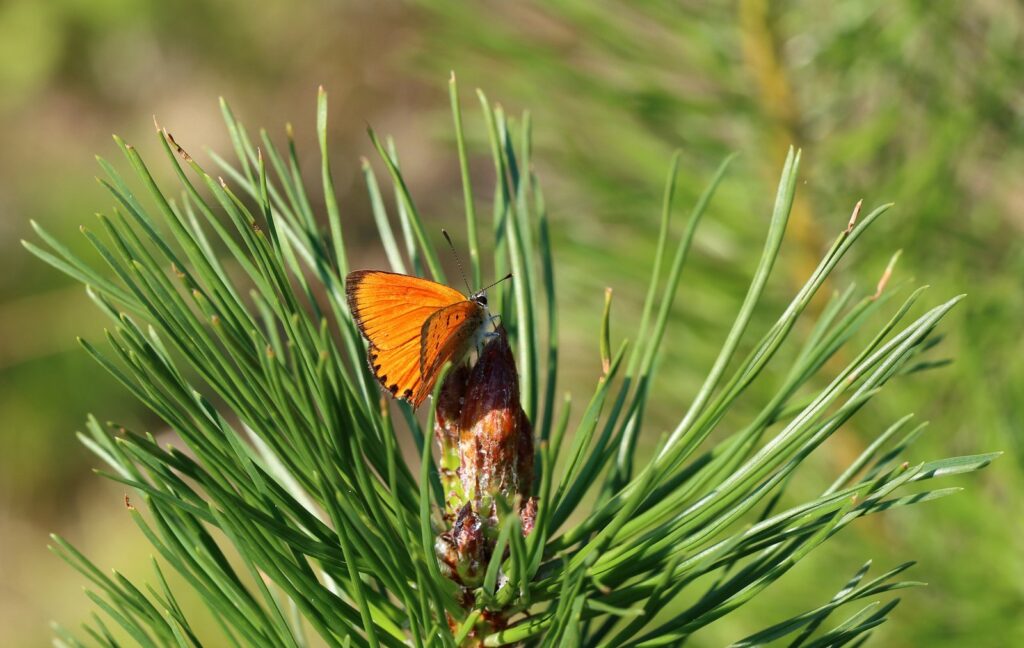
[345, 261, 510, 408]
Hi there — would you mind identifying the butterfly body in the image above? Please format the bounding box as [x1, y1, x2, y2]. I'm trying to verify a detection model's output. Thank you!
[346, 270, 493, 407]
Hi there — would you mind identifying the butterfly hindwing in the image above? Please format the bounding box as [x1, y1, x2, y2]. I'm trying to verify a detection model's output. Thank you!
[417, 300, 486, 402]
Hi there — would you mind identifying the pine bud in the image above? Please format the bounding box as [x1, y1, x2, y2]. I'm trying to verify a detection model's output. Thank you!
[458, 327, 533, 513]
[433, 326, 535, 599]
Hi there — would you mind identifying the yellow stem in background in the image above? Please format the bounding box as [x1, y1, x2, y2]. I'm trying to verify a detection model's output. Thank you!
[739, 0, 824, 293]
[739, 0, 881, 536]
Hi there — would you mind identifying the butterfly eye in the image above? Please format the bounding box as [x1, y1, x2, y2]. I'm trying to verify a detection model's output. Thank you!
[477, 295, 488, 306]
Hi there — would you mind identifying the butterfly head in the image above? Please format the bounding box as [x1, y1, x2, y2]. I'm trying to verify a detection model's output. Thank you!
[470, 272, 512, 311]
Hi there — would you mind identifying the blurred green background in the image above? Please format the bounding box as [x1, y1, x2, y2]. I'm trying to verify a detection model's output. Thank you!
[1, 1, 1021, 645]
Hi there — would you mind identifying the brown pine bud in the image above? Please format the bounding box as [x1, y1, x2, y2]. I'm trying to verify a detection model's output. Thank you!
[432, 326, 537, 615]
[458, 327, 534, 514]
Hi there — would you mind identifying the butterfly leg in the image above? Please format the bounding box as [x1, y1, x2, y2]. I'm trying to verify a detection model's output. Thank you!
[483, 317, 501, 340]
[472, 317, 502, 355]
[485, 314, 502, 336]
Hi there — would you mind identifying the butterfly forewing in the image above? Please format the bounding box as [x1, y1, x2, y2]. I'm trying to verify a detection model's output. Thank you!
[367, 336, 427, 403]
[347, 270, 466, 350]
[346, 270, 485, 407]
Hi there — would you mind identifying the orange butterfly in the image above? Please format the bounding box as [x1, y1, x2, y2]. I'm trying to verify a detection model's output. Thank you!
[346, 266, 509, 408]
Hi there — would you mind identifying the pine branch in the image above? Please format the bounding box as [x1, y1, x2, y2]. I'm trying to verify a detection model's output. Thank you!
[28, 78, 994, 647]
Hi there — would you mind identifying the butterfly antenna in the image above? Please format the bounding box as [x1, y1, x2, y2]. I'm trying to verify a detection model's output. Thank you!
[479, 272, 514, 293]
[442, 229, 474, 295]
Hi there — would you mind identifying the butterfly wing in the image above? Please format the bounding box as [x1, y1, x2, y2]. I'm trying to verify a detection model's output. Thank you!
[416, 300, 486, 404]
[346, 270, 466, 350]
[346, 270, 477, 406]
